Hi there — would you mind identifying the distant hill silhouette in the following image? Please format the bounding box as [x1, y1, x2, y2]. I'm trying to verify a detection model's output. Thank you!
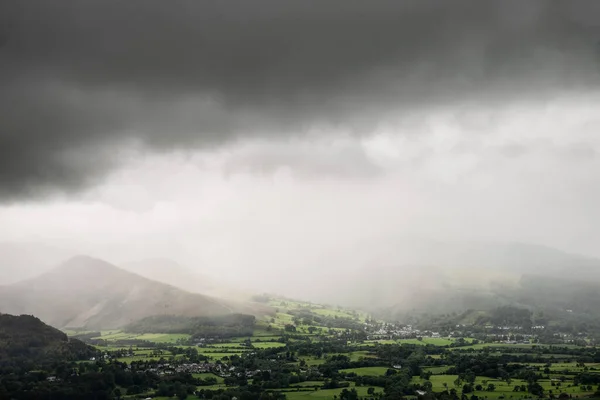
[0, 256, 269, 329]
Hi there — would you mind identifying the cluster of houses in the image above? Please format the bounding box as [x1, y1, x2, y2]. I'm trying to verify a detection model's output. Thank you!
[366, 323, 442, 340]
[139, 362, 225, 376]
[120, 360, 274, 379]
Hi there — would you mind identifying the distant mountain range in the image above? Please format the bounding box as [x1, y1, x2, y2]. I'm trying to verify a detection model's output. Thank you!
[0, 256, 271, 329]
[2, 239, 600, 324]
[0, 242, 254, 299]
[308, 240, 600, 314]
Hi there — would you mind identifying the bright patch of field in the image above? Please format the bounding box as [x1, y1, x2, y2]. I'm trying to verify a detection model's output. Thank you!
[303, 357, 327, 366]
[275, 313, 295, 322]
[349, 350, 375, 361]
[423, 366, 450, 374]
[192, 373, 224, 383]
[301, 351, 368, 366]
[364, 339, 396, 345]
[341, 366, 390, 376]
[281, 385, 377, 400]
[133, 333, 190, 343]
[90, 331, 190, 343]
[398, 338, 456, 346]
[311, 308, 356, 319]
[252, 342, 286, 349]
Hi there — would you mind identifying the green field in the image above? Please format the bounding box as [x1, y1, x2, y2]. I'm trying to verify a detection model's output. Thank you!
[192, 373, 225, 383]
[280, 385, 378, 400]
[423, 366, 451, 374]
[252, 341, 286, 349]
[88, 330, 190, 343]
[349, 350, 376, 360]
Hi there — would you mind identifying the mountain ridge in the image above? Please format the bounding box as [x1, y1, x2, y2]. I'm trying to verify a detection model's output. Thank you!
[0, 256, 255, 329]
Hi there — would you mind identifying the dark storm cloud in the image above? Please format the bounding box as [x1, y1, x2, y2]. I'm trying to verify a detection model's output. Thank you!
[1, 0, 600, 199]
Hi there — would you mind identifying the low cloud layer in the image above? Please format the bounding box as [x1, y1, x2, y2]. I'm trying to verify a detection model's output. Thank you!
[1, 0, 600, 199]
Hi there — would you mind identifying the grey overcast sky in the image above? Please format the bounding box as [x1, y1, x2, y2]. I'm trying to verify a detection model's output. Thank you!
[2, 1, 600, 290]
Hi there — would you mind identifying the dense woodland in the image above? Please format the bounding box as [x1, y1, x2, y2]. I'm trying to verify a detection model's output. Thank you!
[124, 314, 256, 339]
[0, 314, 95, 369]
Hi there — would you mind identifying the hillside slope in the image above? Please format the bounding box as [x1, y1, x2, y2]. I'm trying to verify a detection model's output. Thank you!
[0, 313, 96, 367]
[0, 256, 239, 329]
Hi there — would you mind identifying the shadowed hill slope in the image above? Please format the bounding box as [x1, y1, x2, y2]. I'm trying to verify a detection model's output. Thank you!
[0, 313, 96, 367]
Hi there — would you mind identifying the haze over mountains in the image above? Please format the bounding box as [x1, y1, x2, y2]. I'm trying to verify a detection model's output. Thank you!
[1, 238, 600, 329]
[0, 242, 73, 285]
[122, 258, 251, 300]
[0, 255, 270, 329]
[122, 258, 215, 294]
[252, 239, 600, 308]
